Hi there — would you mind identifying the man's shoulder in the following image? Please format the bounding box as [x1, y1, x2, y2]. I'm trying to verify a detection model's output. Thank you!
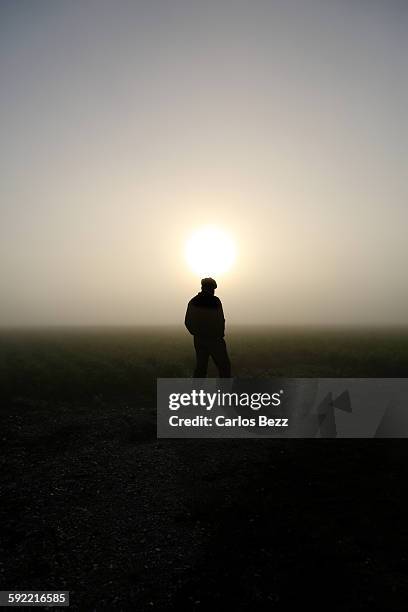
[189, 293, 221, 308]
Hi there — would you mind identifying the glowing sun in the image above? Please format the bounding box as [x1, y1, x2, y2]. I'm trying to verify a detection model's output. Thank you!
[185, 226, 236, 277]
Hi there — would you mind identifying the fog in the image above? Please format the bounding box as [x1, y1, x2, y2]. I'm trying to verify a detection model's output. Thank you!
[1, 0, 407, 325]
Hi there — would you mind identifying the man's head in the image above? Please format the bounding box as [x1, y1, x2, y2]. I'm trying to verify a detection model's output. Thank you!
[201, 277, 217, 294]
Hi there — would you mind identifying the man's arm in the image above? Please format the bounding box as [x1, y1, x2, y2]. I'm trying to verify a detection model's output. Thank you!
[185, 302, 195, 335]
[218, 301, 226, 337]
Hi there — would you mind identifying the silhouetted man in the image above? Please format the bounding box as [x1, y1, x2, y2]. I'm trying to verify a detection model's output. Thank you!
[185, 277, 231, 378]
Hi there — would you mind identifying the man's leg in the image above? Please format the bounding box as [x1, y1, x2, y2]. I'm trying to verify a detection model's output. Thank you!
[210, 339, 231, 378]
[193, 337, 209, 377]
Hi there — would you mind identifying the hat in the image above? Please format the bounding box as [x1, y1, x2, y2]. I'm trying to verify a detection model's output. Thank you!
[201, 277, 217, 289]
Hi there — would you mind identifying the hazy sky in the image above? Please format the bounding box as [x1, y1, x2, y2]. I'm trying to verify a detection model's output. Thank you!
[1, 0, 407, 325]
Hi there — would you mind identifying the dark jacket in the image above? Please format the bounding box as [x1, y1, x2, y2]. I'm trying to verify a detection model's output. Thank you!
[185, 292, 225, 338]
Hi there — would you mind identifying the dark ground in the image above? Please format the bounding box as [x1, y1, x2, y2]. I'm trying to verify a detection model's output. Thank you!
[1, 326, 408, 611]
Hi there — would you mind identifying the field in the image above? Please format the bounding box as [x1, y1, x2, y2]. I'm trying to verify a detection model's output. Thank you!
[1, 326, 408, 610]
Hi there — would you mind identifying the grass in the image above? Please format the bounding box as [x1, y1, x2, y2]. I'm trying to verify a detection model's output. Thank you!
[1, 325, 408, 402]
